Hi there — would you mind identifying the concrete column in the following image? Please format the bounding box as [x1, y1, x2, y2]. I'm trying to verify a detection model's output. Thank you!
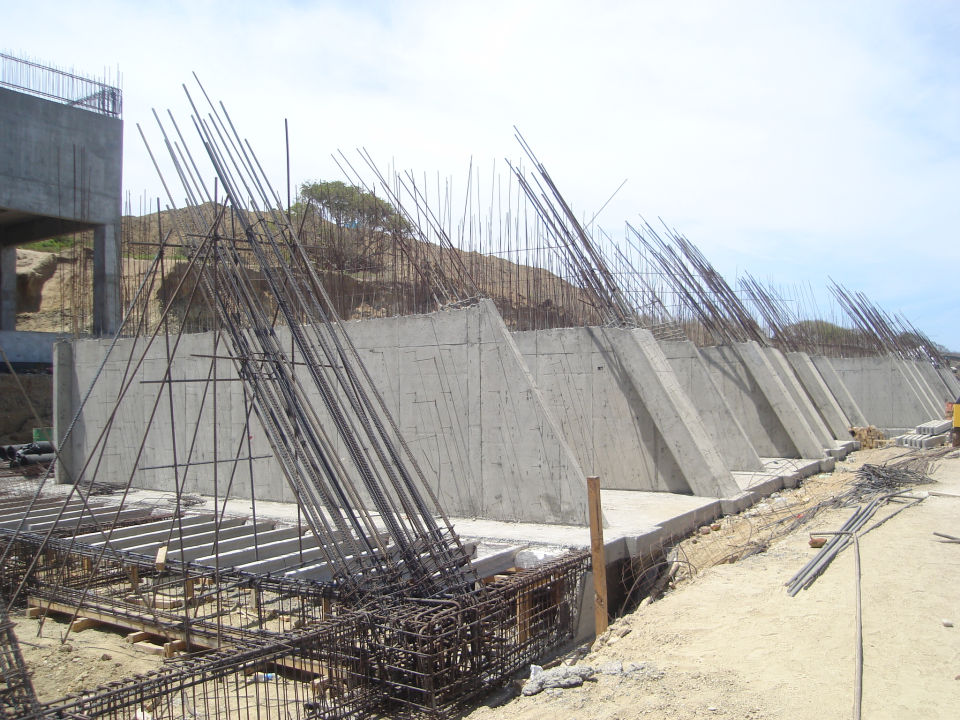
[93, 222, 122, 336]
[0, 244, 16, 330]
[53, 340, 75, 484]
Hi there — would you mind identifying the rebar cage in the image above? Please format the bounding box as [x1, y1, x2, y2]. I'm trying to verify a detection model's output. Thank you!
[1, 530, 588, 720]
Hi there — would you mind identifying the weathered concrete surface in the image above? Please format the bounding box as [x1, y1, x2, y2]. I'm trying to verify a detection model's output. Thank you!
[824, 355, 935, 432]
[0, 86, 122, 334]
[659, 340, 764, 472]
[700, 343, 824, 460]
[57, 300, 592, 525]
[786, 351, 854, 441]
[515, 327, 739, 498]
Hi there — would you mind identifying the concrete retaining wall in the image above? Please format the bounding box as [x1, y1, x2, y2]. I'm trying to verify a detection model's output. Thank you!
[785, 351, 854, 440]
[56, 300, 591, 525]
[824, 355, 934, 432]
[514, 327, 739, 498]
[808, 355, 869, 427]
[699, 343, 824, 459]
[658, 340, 763, 472]
[763, 347, 835, 448]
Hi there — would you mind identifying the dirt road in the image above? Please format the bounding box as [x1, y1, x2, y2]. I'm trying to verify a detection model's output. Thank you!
[467, 449, 960, 720]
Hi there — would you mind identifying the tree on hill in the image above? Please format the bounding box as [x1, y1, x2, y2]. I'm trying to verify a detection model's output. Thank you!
[296, 181, 410, 275]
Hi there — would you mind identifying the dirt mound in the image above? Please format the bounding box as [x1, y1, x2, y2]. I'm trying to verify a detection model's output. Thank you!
[16, 249, 58, 312]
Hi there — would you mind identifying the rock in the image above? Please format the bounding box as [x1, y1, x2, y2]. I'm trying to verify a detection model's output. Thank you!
[614, 625, 632, 638]
[943, 619, 954, 628]
[100, 653, 112, 661]
[809, 537, 827, 548]
[521, 664, 596, 696]
[58, 644, 73, 653]
[624, 662, 647, 673]
[710, 523, 722, 531]
[599, 660, 623, 675]
[699, 526, 712, 536]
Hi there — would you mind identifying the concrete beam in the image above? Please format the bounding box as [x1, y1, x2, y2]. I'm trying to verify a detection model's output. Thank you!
[174, 526, 301, 562]
[93, 222, 121, 336]
[76, 514, 215, 544]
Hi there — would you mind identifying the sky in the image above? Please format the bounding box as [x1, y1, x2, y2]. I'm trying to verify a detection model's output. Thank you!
[4, 0, 959, 349]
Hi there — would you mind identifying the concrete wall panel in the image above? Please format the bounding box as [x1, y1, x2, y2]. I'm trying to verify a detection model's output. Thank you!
[58, 301, 590, 525]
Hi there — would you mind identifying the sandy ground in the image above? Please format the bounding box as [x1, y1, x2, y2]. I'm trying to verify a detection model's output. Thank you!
[467, 448, 960, 720]
[13, 613, 163, 704]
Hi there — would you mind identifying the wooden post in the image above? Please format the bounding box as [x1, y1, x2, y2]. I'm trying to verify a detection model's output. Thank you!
[587, 475, 608, 636]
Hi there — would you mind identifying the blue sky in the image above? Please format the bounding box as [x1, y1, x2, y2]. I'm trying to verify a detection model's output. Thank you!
[4, 0, 958, 349]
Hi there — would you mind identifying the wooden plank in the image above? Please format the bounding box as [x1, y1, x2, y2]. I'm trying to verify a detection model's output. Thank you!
[587, 475, 608, 637]
[133, 640, 165, 656]
[163, 639, 187, 658]
[24, 606, 42, 619]
[125, 631, 151, 644]
[155, 545, 168, 571]
[70, 617, 99, 633]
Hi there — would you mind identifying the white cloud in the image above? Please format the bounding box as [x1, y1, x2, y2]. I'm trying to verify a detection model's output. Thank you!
[4, 0, 959, 347]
